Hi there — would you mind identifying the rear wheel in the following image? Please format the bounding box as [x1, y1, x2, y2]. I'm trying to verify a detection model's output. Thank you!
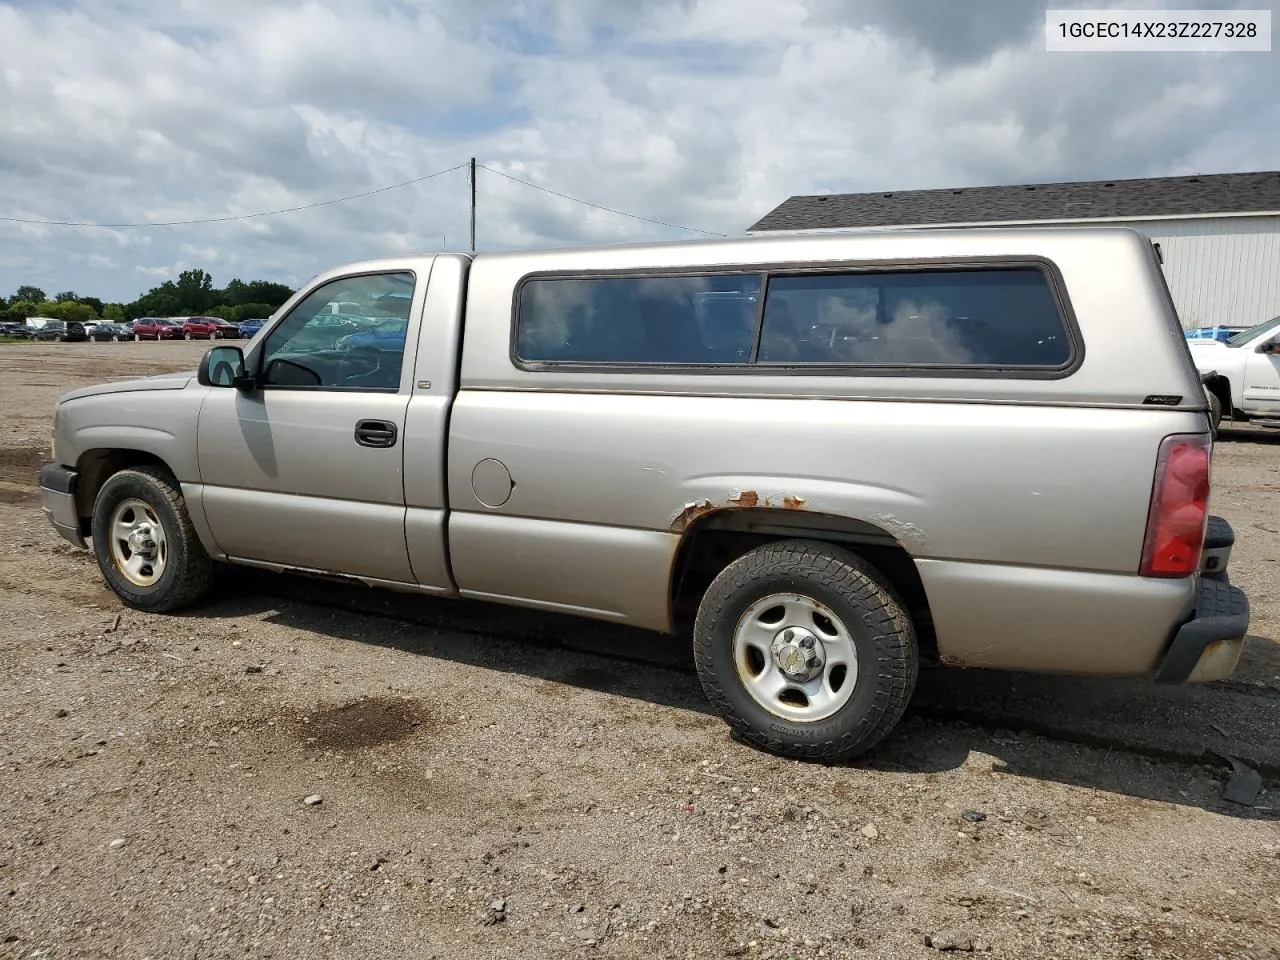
[91, 466, 215, 612]
[693, 539, 918, 762]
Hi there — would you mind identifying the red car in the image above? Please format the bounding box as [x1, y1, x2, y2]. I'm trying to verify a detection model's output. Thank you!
[180, 316, 241, 340]
[131, 318, 184, 341]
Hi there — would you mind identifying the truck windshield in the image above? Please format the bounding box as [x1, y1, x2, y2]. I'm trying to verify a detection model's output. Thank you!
[1226, 315, 1280, 347]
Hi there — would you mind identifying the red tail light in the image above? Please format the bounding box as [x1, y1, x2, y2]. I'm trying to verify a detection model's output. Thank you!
[1140, 433, 1211, 578]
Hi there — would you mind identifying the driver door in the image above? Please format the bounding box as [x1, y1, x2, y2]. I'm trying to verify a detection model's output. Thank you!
[1243, 330, 1280, 415]
[196, 270, 418, 583]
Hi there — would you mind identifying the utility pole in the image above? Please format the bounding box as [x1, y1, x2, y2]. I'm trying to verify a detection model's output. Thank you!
[469, 157, 476, 252]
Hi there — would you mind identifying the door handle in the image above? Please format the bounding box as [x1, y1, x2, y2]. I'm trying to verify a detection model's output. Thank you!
[354, 419, 398, 448]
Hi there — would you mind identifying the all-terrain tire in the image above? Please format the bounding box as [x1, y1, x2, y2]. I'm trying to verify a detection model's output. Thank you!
[693, 539, 918, 762]
[91, 465, 215, 612]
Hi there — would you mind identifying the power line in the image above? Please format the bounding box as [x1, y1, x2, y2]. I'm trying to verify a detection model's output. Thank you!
[478, 164, 728, 238]
[1, 162, 469, 228]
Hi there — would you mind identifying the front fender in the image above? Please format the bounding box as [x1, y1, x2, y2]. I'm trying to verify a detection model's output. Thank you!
[56, 389, 204, 483]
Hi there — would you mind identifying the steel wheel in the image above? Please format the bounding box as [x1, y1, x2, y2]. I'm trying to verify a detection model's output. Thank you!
[107, 498, 168, 587]
[732, 592, 859, 723]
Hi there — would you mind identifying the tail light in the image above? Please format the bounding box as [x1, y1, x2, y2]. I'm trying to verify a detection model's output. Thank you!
[1139, 433, 1211, 577]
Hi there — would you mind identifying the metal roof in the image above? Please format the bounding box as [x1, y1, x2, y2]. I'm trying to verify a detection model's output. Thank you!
[747, 170, 1280, 232]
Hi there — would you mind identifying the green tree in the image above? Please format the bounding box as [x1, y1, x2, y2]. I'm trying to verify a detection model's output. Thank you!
[243, 280, 294, 308]
[175, 269, 216, 313]
[4, 299, 40, 321]
[36, 301, 96, 323]
[233, 302, 277, 322]
[102, 304, 128, 323]
[14, 285, 45, 304]
[54, 290, 79, 303]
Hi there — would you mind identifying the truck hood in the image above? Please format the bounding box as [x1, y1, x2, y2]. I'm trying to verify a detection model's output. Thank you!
[58, 369, 196, 404]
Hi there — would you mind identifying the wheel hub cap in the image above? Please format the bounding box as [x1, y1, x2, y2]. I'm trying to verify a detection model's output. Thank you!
[771, 627, 825, 681]
[108, 498, 167, 587]
[127, 525, 157, 559]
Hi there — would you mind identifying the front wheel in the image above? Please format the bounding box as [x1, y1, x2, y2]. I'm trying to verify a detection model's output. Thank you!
[91, 466, 215, 612]
[693, 539, 918, 762]
[134, 333, 142, 341]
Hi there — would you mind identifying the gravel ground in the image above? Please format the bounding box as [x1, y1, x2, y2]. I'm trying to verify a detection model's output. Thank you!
[1, 342, 1278, 960]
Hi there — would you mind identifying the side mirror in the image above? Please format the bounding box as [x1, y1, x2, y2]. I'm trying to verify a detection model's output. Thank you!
[1258, 337, 1280, 355]
[197, 345, 250, 390]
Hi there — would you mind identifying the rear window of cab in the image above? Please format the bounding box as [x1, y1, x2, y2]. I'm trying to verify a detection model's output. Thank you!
[514, 264, 1075, 373]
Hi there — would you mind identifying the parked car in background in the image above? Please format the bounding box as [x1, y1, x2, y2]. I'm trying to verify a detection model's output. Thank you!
[1193, 314, 1280, 428]
[336, 318, 408, 352]
[180, 317, 241, 340]
[0, 322, 36, 340]
[28, 320, 88, 342]
[237, 318, 269, 338]
[90, 322, 133, 342]
[39, 227, 1248, 762]
[131, 318, 184, 341]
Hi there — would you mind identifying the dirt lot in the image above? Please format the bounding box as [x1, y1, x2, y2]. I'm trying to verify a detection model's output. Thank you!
[1, 342, 1278, 960]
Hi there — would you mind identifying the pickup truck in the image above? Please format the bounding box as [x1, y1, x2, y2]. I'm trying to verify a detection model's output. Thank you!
[38, 227, 1251, 761]
[1190, 315, 1280, 429]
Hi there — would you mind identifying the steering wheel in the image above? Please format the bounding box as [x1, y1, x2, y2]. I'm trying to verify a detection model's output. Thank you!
[335, 345, 382, 385]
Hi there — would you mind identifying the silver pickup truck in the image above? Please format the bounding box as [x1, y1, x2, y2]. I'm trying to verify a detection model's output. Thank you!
[38, 226, 1250, 760]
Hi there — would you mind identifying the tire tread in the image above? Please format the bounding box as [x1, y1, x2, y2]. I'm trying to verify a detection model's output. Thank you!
[693, 539, 918, 762]
[91, 465, 215, 612]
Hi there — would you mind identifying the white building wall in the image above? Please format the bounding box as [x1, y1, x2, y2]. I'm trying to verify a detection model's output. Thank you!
[1087, 215, 1280, 331]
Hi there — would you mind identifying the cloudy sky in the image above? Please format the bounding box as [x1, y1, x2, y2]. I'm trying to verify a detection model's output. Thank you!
[2, 0, 1278, 302]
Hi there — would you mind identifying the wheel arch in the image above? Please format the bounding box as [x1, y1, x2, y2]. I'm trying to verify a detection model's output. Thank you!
[668, 507, 938, 663]
[73, 449, 177, 533]
[1201, 372, 1235, 418]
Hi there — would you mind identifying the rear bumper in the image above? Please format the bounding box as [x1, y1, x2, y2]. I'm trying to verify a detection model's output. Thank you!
[918, 513, 1248, 680]
[38, 462, 85, 548]
[1154, 576, 1250, 684]
[1200, 514, 1233, 580]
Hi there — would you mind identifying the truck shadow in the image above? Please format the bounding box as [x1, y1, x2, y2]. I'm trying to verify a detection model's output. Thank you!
[196, 567, 1278, 821]
[1218, 424, 1280, 444]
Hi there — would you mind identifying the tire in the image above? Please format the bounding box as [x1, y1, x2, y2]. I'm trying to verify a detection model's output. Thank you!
[90, 465, 215, 613]
[184, 332, 193, 340]
[211, 330, 222, 340]
[693, 539, 918, 762]
[134, 333, 142, 341]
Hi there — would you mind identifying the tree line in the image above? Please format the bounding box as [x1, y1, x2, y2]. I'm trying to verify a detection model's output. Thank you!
[0, 269, 296, 326]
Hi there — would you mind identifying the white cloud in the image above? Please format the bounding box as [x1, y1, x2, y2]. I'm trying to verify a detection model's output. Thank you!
[0, 0, 1277, 302]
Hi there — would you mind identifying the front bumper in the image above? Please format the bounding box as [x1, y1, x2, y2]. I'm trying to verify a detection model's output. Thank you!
[1156, 516, 1249, 684]
[38, 462, 85, 548]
